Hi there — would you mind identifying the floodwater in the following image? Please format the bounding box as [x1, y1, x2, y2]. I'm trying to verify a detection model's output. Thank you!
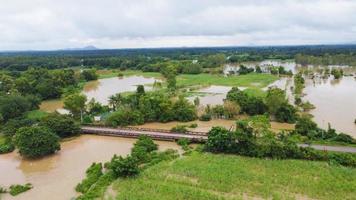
[223, 59, 296, 75]
[83, 76, 158, 105]
[39, 75, 160, 112]
[187, 85, 246, 106]
[0, 135, 180, 200]
[303, 76, 356, 137]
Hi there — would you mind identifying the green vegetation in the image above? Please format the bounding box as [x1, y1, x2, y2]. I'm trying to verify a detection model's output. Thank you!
[177, 73, 278, 88]
[76, 136, 178, 199]
[105, 89, 197, 127]
[113, 152, 356, 200]
[205, 125, 356, 167]
[25, 110, 49, 121]
[13, 126, 60, 158]
[39, 113, 80, 138]
[76, 163, 103, 193]
[171, 125, 188, 133]
[292, 116, 356, 145]
[80, 68, 99, 81]
[9, 183, 33, 196]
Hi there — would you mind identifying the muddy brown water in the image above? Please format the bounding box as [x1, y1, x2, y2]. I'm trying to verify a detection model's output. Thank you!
[0, 135, 180, 200]
[303, 76, 356, 137]
[83, 76, 158, 105]
[39, 75, 160, 112]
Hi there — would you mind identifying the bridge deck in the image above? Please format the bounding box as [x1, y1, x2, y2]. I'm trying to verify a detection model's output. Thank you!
[81, 126, 208, 142]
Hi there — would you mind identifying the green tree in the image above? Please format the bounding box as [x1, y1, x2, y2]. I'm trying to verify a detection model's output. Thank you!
[172, 97, 197, 121]
[265, 87, 287, 115]
[206, 127, 236, 152]
[64, 93, 87, 119]
[295, 116, 318, 136]
[39, 113, 80, 138]
[0, 95, 34, 122]
[81, 69, 98, 81]
[13, 126, 60, 158]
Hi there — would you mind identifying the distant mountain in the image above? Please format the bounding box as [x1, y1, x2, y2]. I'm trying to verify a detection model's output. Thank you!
[60, 45, 99, 51]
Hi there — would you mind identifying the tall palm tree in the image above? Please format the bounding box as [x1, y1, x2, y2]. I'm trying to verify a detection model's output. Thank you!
[108, 93, 123, 111]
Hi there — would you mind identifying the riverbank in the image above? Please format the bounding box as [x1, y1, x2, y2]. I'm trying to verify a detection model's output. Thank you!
[112, 152, 356, 200]
[0, 135, 180, 200]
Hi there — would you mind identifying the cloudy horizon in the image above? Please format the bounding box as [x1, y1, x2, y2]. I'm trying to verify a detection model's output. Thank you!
[1, 0, 356, 51]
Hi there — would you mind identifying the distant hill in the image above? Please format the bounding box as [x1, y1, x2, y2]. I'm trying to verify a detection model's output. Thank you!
[60, 45, 99, 51]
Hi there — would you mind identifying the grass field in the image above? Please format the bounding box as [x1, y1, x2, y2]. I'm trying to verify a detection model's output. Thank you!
[113, 152, 356, 200]
[97, 70, 278, 88]
[177, 73, 278, 88]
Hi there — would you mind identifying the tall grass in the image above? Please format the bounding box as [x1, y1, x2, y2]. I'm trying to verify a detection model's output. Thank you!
[114, 152, 356, 200]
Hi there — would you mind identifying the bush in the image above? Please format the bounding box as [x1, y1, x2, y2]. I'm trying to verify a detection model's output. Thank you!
[108, 156, 139, 178]
[205, 126, 356, 167]
[40, 113, 80, 138]
[188, 123, 198, 128]
[171, 125, 188, 133]
[81, 69, 98, 81]
[295, 116, 318, 136]
[9, 183, 32, 196]
[13, 126, 60, 158]
[275, 103, 297, 123]
[332, 133, 354, 144]
[76, 163, 103, 193]
[1, 117, 34, 137]
[199, 113, 212, 121]
[0, 186, 7, 193]
[0, 139, 15, 154]
[105, 108, 144, 127]
[206, 127, 236, 153]
[133, 135, 158, 153]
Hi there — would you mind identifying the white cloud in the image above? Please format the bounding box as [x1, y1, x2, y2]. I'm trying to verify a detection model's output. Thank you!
[0, 0, 355, 50]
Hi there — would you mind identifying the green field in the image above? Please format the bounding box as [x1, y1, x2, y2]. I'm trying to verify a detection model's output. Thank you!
[97, 70, 278, 88]
[177, 73, 278, 88]
[113, 152, 356, 200]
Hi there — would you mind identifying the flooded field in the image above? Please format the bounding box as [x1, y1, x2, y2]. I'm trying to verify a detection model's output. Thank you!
[40, 75, 160, 112]
[186, 85, 234, 106]
[303, 76, 356, 137]
[0, 135, 180, 200]
[83, 76, 159, 105]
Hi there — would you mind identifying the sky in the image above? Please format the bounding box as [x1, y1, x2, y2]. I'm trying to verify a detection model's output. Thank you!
[1, 0, 356, 51]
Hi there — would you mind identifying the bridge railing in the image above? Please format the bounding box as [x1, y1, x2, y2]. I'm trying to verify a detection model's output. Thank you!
[81, 124, 208, 136]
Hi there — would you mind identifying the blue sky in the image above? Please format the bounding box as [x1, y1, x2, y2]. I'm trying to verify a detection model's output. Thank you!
[1, 0, 356, 50]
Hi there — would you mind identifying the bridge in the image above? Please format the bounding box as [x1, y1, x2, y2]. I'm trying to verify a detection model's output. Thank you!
[81, 126, 356, 153]
[81, 126, 208, 142]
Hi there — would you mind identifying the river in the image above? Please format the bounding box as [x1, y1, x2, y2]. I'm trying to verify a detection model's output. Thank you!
[0, 135, 180, 200]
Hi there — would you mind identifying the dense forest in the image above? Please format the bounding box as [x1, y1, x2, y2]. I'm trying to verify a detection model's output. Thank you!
[1, 45, 356, 71]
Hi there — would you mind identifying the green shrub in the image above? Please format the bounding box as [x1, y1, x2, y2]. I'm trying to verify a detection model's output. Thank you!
[9, 183, 32, 196]
[39, 113, 80, 138]
[0, 186, 7, 193]
[199, 113, 212, 121]
[108, 156, 139, 178]
[76, 163, 103, 193]
[188, 123, 198, 128]
[171, 125, 188, 133]
[332, 133, 354, 144]
[105, 109, 144, 127]
[0, 141, 15, 154]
